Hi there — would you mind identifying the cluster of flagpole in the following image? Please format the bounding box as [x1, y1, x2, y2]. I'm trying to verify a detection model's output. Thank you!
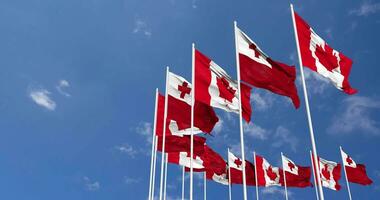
[145, 4, 372, 200]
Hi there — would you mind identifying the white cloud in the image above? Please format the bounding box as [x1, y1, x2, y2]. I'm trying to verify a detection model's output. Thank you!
[261, 187, 292, 198]
[250, 91, 275, 111]
[213, 119, 223, 135]
[136, 122, 153, 143]
[350, 1, 380, 16]
[29, 88, 56, 111]
[191, 0, 197, 8]
[133, 19, 152, 37]
[115, 143, 138, 158]
[328, 96, 380, 135]
[271, 126, 298, 152]
[56, 79, 71, 97]
[124, 177, 141, 184]
[244, 122, 269, 140]
[83, 176, 100, 191]
[301, 69, 330, 95]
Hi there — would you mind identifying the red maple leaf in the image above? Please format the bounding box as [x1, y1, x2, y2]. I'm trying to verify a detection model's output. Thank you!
[321, 164, 331, 180]
[266, 166, 278, 181]
[217, 77, 236, 103]
[315, 44, 339, 72]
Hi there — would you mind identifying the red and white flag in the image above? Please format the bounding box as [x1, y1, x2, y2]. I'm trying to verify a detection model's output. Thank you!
[282, 155, 312, 188]
[340, 148, 373, 185]
[294, 12, 357, 94]
[195, 49, 252, 122]
[165, 72, 219, 135]
[168, 151, 205, 170]
[256, 154, 282, 187]
[318, 157, 342, 190]
[203, 146, 229, 185]
[236, 27, 300, 108]
[228, 151, 256, 185]
[157, 135, 206, 155]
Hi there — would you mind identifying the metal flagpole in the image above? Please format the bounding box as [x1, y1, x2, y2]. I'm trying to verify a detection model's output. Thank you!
[148, 89, 159, 200]
[152, 136, 158, 200]
[204, 172, 207, 200]
[182, 166, 185, 200]
[233, 21, 248, 200]
[340, 146, 353, 200]
[159, 67, 170, 200]
[310, 151, 320, 200]
[190, 43, 195, 200]
[281, 153, 289, 200]
[290, 4, 325, 200]
[228, 148, 232, 200]
[164, 154, 168, 200]
[253, 151, 259, 200]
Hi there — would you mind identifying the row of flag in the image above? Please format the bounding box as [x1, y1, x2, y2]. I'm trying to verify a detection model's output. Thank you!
[148, 4, 370, 200]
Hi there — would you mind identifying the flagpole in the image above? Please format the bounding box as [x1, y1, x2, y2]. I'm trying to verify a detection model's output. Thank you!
[228, 148, 232, 200]
[182, 166, 185, 200]
[190, 42, 195, 200]
[152, 135, 158, 200]
[234, 20, 248, 200]
[159, 67, 170, 200]
[281, 152, 289, 200]
[340, 146, 353, 200]
[149, 89, 159, 200]
[310, 151, 320, 200]
[253, 151, 259, 200]
[164, 154, 168, 200]
[290, 4, 324, 200]
[204, 172, 207, 200]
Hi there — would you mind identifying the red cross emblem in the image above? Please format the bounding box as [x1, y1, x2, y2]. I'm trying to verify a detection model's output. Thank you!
[346, 156, 353, 165]
[288, 162, 296, 172]
[178, 82, 191, 99]
[234, 158, 242, 168]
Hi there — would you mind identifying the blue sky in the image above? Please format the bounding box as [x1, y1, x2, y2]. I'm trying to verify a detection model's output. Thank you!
[0, 0, 379, 199]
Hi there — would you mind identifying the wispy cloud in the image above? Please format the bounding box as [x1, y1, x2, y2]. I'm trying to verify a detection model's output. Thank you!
[136, 122, 153, 143]
[213, 119, 224, 135]
[328, 96, 380, 135]
[56, 79, 71, 97]
[133, 19, 152, 37]
[244, 122, 269, 140]
[301, 69, 330, 95]
[272, 126, 299, 152]
[350, 1, 380, 16]
[29, 88, 56, 111]
[250, 91, 275, 111]
[261, 187, 293, 197]
[124, 177, 141, 184]
[83, 176, 100, 191]
[114, 143, 138, 158]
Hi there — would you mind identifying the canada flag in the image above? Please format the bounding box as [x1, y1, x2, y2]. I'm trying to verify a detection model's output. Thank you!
[340, 148, 373, 185]
[282, 155, 312, 188]
[256, 154, 283, 187]
[317, 157, 342, 191]
[228, 151, 256, 185]
[294, 12, 357, 94]
[195, 49, 252, 122]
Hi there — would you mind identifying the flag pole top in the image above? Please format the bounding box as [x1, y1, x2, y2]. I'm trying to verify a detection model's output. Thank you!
[234, 21, 237, 26]
[192, 43, 195, 48]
